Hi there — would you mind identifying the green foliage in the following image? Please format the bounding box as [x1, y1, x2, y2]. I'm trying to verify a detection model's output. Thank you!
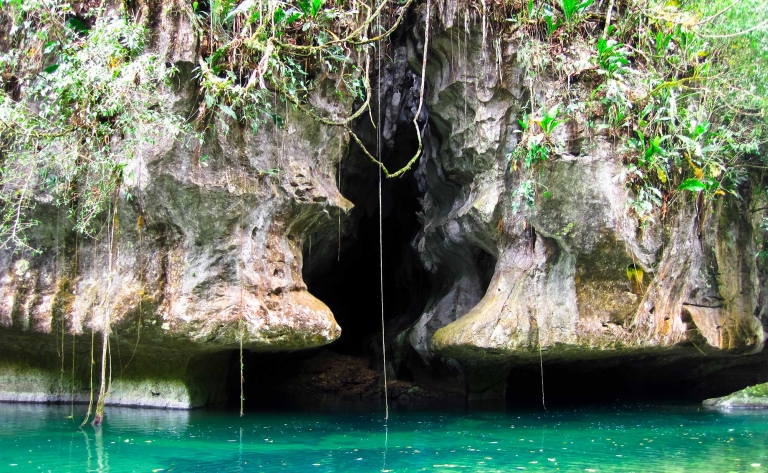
[506, 0, 765, 222]
[192, 0, 388, 136]
[678, 178, 709, 193]
[586, 1, 767, 222]
[560, 0, 593, 23]
[537, 105, 565, 136]
[522, 0, 592, 37]
[509, 104, 565, 213]
[0, 0, 416, 250]
[695, 0, 768, 98]
[595, 36, 630, 77]
[592, 78, 632, 132]
[542, 6, 563, 37]
[0, 2, 189, 249]
[511, 179, 536, 213]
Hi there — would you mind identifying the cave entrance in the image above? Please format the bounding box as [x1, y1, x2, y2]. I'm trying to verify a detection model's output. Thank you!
[302, 118, 432, 356]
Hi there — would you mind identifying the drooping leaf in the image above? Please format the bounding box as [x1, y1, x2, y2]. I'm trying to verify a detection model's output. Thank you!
[43, 41, 59, 54]
[678, 178, 707, 192]
[547, 104, 560, 120]
[284, 11, 302, 25]
[297, 0, 311, 16]
[224, 0, 255, 23]
[311, 0, 324, 17]
[274, 7, 286, 23]
[218, 104, 237, 120]
[208, 47, 228, 74]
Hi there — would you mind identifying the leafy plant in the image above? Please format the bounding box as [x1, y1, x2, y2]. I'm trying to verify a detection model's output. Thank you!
[542, 5, 563, 37]
[595, 37, 630, 77]
[628, 184, 663, 222]
[678, 178, 710, 193]
[0, 5, 190, 248]
[537, 104, 566, 136]
[297, 0, 325, 18]
[654, 30, 672, 57]
[509, 103, 566, 213]
[561, 0, 594, 23]
[629, 132, 672, 184]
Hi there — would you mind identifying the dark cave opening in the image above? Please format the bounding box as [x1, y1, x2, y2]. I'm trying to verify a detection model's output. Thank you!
[221, 109, 441, 410]
[301, 119, 433, 356]
[219, 50, 449, 409]
[223, 348, 768, 410]
[225, 349, 396, 410]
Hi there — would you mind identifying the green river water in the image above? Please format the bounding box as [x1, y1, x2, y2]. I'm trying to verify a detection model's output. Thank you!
[0, 403, 766, 472]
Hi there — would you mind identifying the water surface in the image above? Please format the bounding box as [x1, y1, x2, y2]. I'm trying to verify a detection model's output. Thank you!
[0, 403, 766, 472]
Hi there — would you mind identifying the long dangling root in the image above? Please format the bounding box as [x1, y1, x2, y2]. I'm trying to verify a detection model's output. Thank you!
[239, 333, 244, 417]
[80, 327, 95, 428]
[93, 201, 119, 426]
[376, 6, 389, 421]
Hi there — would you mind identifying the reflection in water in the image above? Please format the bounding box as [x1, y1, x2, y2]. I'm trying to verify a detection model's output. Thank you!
[381, 422, 389, 473]
[81, 430, 92, 473]
[94, 425, 108, 473]
[0, 403, 767, 472]
[237, 426, 243, 473]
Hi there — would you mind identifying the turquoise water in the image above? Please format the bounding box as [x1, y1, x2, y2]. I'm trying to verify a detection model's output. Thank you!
[0, 403, 767, 472]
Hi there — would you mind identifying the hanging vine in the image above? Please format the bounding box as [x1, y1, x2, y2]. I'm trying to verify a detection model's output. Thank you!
[80, 326, 95, 428]
[92, 197, 120, 426]
[184, 0, 435, 179]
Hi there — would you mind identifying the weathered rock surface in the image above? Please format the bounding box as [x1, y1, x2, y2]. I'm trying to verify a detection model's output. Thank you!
[0, 332, 230, 409]
[704, 383, 768, 410]
[393, 10, 767, 397]
[1, 0, 767, 408]
[0, 4, 347, 408]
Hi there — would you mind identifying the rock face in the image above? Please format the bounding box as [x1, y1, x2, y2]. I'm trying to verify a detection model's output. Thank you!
[394, 8, 767, 397]
[1, 1, 767, 408]
[704, 383, 768, 410]
[0, 5, 346, 408]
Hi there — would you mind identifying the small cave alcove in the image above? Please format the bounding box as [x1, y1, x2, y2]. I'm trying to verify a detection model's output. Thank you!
[504, 351, 768, 408]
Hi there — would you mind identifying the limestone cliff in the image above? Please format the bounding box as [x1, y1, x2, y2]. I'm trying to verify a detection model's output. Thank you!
[0, 3, 347, 407]
[400, 6, 767, 397]
[0, 0, 766, 408]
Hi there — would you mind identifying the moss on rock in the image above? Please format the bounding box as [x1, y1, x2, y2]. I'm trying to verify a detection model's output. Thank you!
[703, 383, 768, 410]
